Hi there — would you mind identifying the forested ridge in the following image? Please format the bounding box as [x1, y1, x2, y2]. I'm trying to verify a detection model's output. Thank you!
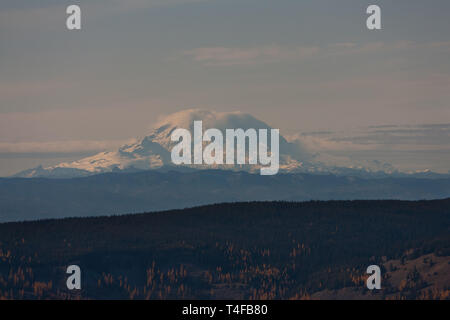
[0, 199, 449, 299]
[2, 170, 450, 222]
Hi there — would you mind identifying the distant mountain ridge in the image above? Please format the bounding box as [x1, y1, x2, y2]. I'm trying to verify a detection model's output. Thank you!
[2, 169, 450, 222]
[14, 109, 442, 179]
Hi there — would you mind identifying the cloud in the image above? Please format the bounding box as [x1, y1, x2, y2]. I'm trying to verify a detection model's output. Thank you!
[286, 133, 375, 153]
[331, 124, 450, 147]
[285, 123, 450, 172]
[183, 41, 450, 66]
[183, 45, 320, 66]
[286, 122, 450, 162]
[0, 139, 134, 154]
[288, 124, 450, 159]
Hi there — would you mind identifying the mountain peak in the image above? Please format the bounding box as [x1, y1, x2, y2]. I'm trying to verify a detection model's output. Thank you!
[151, 109, 273, 134]
[12, 109, 409, 178]
[14, 109, 293, 178]
[147, 109, 279, 150]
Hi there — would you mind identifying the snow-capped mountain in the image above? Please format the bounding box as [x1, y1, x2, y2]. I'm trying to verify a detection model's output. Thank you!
[15, 108, 437, 179]
[14, 109, 313, 178]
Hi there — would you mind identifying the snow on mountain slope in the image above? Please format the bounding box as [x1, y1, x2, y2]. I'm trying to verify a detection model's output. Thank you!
[14, 109, 310, 178]
[15, 109, 431, 178]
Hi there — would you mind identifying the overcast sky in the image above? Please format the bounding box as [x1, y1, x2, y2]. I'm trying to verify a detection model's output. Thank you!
[0, 0, 449, 175]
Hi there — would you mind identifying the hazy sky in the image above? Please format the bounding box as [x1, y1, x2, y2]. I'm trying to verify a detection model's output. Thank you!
[1, 0, 449, 175]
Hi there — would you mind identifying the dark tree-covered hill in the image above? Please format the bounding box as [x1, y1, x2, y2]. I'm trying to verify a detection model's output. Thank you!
[0, 199, 449, 299]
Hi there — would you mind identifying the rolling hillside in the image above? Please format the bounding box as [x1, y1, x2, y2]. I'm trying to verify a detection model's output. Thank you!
[0, 199, 449, 299]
